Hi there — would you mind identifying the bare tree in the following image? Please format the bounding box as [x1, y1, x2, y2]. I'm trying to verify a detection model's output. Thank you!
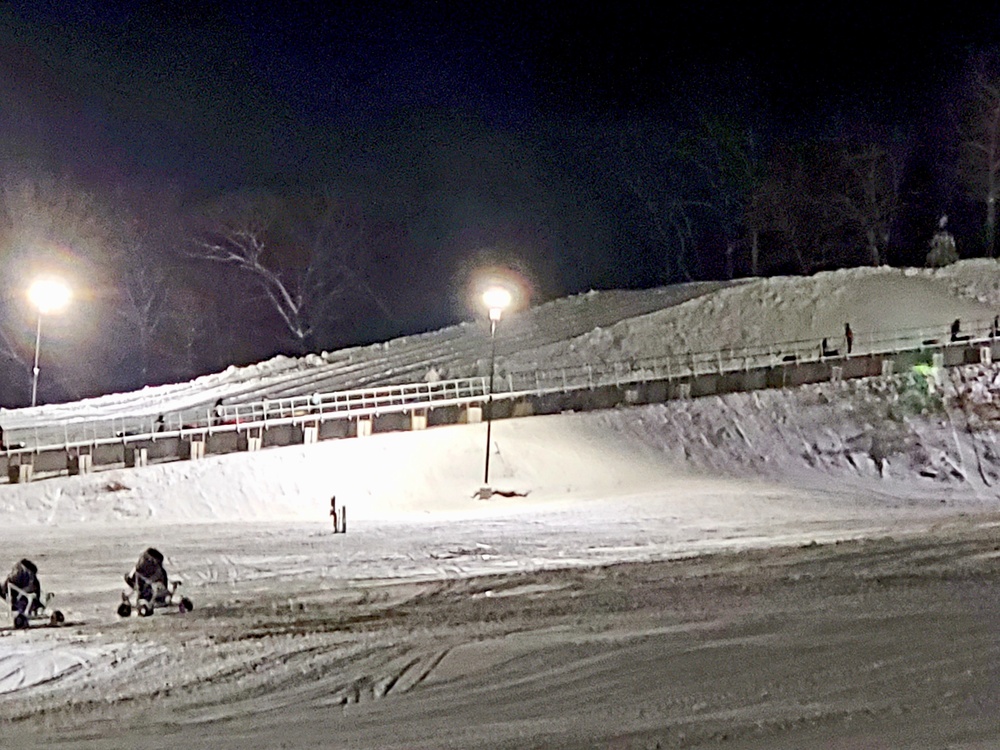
[747, 141, 886, 275]
[0, 172, 117, 402]
[613, 121, 710, 281]
[959, 59, 1000, 258]
[833, 143, 905, 266]
[116, 242, 171, 383]
[628, 178, 706, 282]
[747, 146, 814, 274]
[288, 188, 395, 332]
[678, 115, 764, 278]
[192, 191, 314, 348]
[192, 189, 393, 352]
[743, 190, 765, 277]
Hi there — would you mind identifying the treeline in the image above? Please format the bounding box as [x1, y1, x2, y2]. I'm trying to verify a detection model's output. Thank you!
[0, 114, 616, 405]
[3, 54, 1000, 405]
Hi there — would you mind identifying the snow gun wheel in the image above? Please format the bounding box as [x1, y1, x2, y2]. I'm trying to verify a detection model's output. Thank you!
[117, 601, 132, 618]
[13, 613, 28, 630]
[50, 610, 65, 626]
[138, 601, 153, 618]
[179, 597, 193, 613]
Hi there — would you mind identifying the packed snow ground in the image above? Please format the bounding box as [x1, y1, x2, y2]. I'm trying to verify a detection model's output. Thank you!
[3, 262, 1000, 748]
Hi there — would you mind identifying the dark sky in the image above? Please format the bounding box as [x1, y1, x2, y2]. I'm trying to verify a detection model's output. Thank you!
[2, 0, 1000, 401]
[2, 1, 1000, 356]
[4, 0, 997, 188]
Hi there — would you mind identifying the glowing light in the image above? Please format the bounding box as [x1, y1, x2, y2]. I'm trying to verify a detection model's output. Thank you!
[483, 286, 513, 321]
[28, 276, 72, 407]
[28, 278, 72, 315]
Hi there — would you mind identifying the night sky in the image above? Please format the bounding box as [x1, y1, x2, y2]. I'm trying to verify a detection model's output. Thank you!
[1, 1, 999, 401]
[5, 2, 994, 184]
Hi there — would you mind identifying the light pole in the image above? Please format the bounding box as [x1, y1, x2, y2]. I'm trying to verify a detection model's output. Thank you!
[28, 277, 71, 407]
[482, 286, 512, 489]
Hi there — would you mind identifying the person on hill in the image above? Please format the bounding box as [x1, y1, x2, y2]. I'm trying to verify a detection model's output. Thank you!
[844, 323, 854, 354]
[950, 318, 970, 343]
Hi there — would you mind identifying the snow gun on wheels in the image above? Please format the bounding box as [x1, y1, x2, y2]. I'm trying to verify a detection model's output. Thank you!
[1, 559, 65, 630]
[118, 547, 193, 618]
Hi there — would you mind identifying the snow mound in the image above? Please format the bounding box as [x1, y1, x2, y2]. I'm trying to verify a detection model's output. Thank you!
[0, 641, 104, 695]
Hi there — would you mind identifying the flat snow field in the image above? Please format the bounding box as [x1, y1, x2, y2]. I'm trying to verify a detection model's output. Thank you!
[1, 498, 999, 749]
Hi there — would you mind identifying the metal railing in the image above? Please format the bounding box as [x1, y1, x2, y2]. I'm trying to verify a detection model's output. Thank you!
[1, 377, 505, 453]
[214, 377, 499, 425]
[2, 315, 997, 457]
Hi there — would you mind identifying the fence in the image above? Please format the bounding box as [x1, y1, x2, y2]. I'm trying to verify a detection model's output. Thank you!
[1, 315, 997, 468]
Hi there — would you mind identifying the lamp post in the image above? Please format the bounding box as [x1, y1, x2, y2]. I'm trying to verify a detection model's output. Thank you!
[482, 286, 512, 489]
[28, 277, 71, 407]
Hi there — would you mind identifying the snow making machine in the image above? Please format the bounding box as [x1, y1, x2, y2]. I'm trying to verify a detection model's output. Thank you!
[118, 572, 193, 618]
[3, 582, 65, 630]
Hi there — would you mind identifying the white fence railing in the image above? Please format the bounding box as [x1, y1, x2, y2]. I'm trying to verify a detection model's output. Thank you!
[3, 315, 996, 456]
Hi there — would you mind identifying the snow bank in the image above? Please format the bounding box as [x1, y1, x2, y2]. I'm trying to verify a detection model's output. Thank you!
[3, 260, 1000, 527]
[0, 641, 104, 694]
[4, 365, 1000, 528]
[0, 414, 684, 525]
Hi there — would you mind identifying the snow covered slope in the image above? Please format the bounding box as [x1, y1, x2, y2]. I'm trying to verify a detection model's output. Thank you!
[3, 261, 1000, 525]
[6, 263, 1000, 430]
[2, 263, 1000, 750]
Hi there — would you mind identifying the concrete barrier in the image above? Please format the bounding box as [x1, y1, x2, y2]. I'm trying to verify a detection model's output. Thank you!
[125, 447, 148, 468]
[67, 453, 93, 475]
[8, 462, 33, 483]
[186, 439, 205, 460]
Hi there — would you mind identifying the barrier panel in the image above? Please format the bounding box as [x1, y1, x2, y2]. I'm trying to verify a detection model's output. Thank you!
[67, 453, 93, 475]
[8, 462, 33, 484]
[125, 447, 148, 468]
[186, 439, 205, 460]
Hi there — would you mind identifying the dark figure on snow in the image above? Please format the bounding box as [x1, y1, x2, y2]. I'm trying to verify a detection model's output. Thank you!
[992, 316, 1000, 338]
[821, 338, 839, 358]
[951, 318, 962, 342]
[1, 559, 42, 615]
[844, 323, 853, 354]
[125, 548, 169, 604]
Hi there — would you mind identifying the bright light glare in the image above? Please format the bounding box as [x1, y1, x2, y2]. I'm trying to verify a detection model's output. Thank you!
[28, 278, 72, 315]
[483, 286, 513, 319]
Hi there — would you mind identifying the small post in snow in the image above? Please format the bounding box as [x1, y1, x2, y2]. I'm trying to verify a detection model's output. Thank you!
[330, 496, 347, 534]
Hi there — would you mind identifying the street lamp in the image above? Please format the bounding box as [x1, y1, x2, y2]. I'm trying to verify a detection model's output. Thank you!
[28, 277, 71, 407]
[482, 285, 512, 490]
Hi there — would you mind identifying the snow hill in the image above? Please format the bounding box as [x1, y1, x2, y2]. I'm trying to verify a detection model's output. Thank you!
[5, 261, 1000, 427]
[3, 261, 1000, 527]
